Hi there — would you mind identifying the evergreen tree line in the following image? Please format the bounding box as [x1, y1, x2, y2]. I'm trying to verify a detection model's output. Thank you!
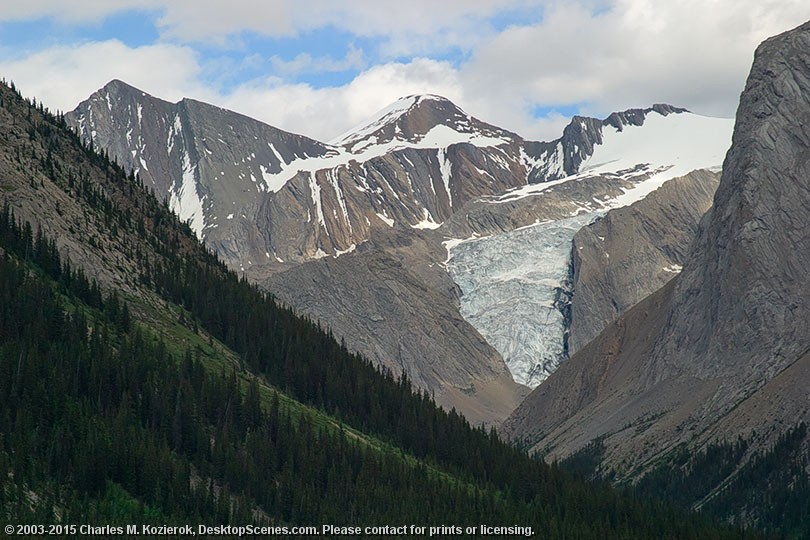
[0, 201, 113, 316]
[0, 242, 495, 526]
[562, 422, 810, 538]
[0, 227, 755, 538]
[630, 425, 810, 539]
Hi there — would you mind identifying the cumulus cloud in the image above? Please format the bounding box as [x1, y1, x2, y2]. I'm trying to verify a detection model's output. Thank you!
[0, 40, 211, 113]
[270, 44, 365, 77]
[472, 0, 809, 132]
[461, 0, 810, 125]
[218, 56, 572, 142]
[2, 0, 810, 143]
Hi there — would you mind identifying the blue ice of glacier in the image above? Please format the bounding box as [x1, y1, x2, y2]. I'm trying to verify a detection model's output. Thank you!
[446, 213, 600, 388]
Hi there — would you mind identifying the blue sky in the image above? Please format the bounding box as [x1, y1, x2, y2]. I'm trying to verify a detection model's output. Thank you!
[1, 1, 809, 141]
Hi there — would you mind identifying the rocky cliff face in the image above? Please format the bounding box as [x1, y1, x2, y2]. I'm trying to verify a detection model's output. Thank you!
[568, 169, 720, 354]
[503, 21, 810, 473]
[67, 80, 334, 243]
[68, 87, 535, 271]
[648, 24, 810, 391]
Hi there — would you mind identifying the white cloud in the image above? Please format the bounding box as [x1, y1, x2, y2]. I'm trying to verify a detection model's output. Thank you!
[461, 0, 810, 125]
[270, 44, 365, 77]
[0, 39, 468, 141]
[0, 40, 211, 113]
[217, 56, 576, 142]
[154, 0, 538, 45]
[2, 0, 810, 144]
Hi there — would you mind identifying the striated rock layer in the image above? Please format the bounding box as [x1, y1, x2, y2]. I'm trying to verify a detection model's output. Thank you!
[568, 169, 720, 354]
[265, 230, 529, 426]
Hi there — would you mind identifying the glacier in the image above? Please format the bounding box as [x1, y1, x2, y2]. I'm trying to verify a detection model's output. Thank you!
[444, 110, 734, 388]
[446, 213, 600, 388]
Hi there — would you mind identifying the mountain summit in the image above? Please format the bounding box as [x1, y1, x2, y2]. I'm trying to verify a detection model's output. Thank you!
[67, 85, 543, 267]
[332, 94, 518, 153]
[67, 83, 721, 266]
[67, 79, 336, 241]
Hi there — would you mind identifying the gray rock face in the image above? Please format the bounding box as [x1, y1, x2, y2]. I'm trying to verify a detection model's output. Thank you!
[568, 169, 720, 353]
[503, 21, 810, 474]
[67, 80, 718, 425]
[67, 80, 333, 239]
[68, 86, 537, 271]
[438, 164, 665, 240]
[66, 80, 340, 273]
[524, 104, 689, 184]
[649, 24, 810, 390]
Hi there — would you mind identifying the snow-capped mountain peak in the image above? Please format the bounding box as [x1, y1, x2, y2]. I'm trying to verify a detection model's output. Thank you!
[68, 80, 732, 288]
[332, 94, 518, 154]
[330, 94, 424, 146]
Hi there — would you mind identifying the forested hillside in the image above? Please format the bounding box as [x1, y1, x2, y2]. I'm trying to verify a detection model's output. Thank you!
[0, 79, 755, 538]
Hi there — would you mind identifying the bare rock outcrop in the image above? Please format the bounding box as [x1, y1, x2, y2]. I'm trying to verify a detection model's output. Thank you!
[568, 169, 720, 353]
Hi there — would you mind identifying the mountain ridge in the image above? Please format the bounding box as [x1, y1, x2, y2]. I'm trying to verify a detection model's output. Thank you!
[331, 93, 521, 150]
[65, 78, 732, 422]
[66, 78, 719, 270]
